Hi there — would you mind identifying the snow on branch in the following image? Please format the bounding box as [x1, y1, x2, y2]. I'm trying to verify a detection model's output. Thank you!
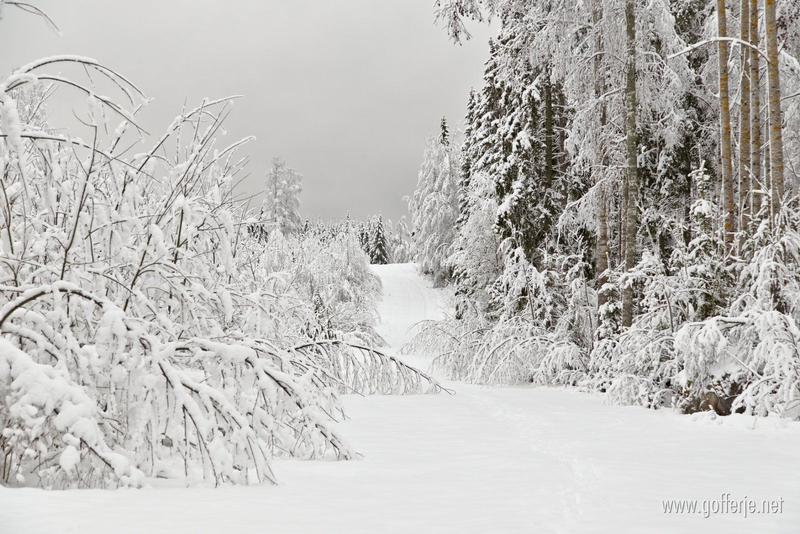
[293, 339, 453, 395]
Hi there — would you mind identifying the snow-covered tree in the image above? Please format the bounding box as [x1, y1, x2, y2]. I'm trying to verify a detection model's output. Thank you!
[409, 119, 460, 285]
[370, 216, 390, 265]
[386, 217, 414, 263]
[261, 157, 302, 236]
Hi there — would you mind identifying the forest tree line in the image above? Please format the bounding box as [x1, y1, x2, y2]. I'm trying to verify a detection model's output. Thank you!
[409, 0, 800, 418]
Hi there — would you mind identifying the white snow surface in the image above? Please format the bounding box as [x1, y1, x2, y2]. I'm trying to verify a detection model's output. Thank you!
[1, 263, 798, 533]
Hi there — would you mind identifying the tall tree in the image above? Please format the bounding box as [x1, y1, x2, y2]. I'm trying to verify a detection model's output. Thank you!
[738, 0, 752, 237]
[370, 216, 390, 265]
[409, 121, 460, 285]
[622, 0, 639, 328]
[593, 0, 610, 310]
[750, 0, 763, 222]
[765, 0, 785, 216]
[457, 90, 478, 228]
[717, 0, 736, 250]
[592, 0, 608, 314]
[439, 116, 450, 146]
[262, 157, 302, 235]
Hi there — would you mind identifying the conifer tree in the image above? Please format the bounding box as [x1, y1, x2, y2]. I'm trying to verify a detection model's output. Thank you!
[371, 216, 390, 265]
[439, 116, 450, 146]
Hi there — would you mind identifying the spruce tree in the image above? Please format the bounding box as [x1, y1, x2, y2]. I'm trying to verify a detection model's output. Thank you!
[371, 216, 390, 265]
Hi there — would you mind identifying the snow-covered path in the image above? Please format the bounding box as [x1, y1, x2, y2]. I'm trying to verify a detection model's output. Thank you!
[1, 264, 798, 533]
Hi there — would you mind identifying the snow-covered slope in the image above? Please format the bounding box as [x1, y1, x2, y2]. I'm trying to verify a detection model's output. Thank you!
[1, 264, 797, 533]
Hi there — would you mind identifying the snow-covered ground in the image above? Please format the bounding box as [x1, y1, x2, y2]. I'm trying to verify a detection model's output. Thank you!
[1, 263, 798, 533]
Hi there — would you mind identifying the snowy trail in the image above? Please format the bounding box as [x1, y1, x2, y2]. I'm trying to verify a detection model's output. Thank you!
[1, 263, 798, 533]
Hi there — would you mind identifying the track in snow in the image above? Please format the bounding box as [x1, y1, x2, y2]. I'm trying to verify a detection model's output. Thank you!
[0, 263, 797, 533]
[371, 262, 448, 350]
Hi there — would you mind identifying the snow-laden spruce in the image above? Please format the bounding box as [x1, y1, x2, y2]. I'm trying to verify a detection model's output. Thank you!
[0, 55, 444, 489]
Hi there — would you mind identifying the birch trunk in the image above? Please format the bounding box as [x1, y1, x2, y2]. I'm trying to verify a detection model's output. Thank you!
[765, 0, 784, 216]
[717, 0, 736, 250]
[750, 0, 763, 222]
[738, 0, 752, 239]
[622, 0, 638, 328]
[593, 0, 609, 309]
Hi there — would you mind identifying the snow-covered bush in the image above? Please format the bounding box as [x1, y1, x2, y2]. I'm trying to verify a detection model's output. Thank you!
[673, 200, 800, 418]
[385, 217, 414, 264]
[408, 242, 589, 386]
[409, 312, 586, 386]
[0, 54, 444, 489]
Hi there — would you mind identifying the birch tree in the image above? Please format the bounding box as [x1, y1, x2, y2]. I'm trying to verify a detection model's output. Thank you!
[717, 0, 736, 250]
[621, 0, 639, 328]
[764, 0, 784, 216]
[749, 0, 763, 222]
[738, 0, 752, 236]
[593, 0, 609, 310]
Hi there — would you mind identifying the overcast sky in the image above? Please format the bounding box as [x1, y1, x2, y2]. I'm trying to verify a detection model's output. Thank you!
[1, 0, 491, 221]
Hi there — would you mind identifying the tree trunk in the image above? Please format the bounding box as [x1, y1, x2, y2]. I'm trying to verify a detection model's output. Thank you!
[717, 0, 736, 251]
[750, 0, 763, 222]
[618, 187, 624, 265]
[765, 0, 784, 217]
[738, 0, 752, 241]
[593, 0, 609, 309]
[544, 79, 555, 189]
[622, 0, 638, 328]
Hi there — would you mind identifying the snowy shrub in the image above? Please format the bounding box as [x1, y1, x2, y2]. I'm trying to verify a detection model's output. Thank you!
[585, 200, 800, 417]
[408, 314, 586, 386]
[385, 217, 414, 264]
[673, 312, 800, 418]
[408, 245, 589, 386]
[250, 229, 382, 344]
[407, 221, 598, 385]
[673, 201, 800, 418]
[0, 338, 144, 488]
[588, 326, 680, 409]
[0, 56, 445, 489]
